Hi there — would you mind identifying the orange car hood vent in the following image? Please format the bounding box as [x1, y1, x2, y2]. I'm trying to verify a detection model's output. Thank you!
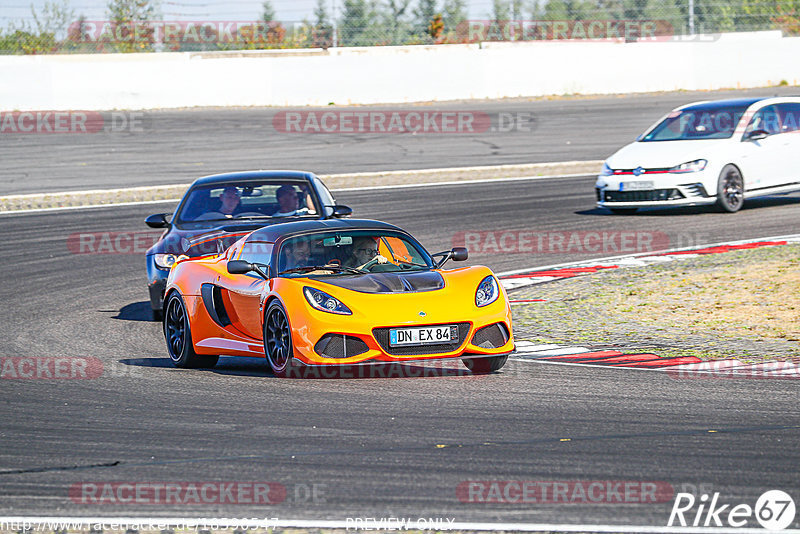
[311, 271, 444, 294]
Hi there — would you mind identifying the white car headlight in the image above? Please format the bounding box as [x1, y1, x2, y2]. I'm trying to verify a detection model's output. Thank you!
[600, 162, 614, 176]
[154, 253, 178, 269]
[304, 287, 352, 315]
[669, 159, 707, 173]
[475, 275, 499, 307]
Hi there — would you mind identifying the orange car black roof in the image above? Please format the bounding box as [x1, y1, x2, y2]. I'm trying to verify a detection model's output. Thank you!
[247, 218, 404, 243]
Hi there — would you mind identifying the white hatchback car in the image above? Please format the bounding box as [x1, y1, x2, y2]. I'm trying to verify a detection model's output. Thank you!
[596, 97, 800, 213]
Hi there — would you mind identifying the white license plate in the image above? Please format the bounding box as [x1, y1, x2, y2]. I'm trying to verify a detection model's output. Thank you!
[389, 325, 457, 346]
[620, 181, 654, 191]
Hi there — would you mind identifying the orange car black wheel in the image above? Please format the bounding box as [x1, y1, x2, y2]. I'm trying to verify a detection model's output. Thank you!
[462, 354, 508, 374]
[163, 292, 219, 369]
[263, 300, 299, 377]
[264, 300, 294, 377]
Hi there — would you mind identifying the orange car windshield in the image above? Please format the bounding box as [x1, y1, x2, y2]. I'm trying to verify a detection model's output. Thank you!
[277, 231, 433, 276]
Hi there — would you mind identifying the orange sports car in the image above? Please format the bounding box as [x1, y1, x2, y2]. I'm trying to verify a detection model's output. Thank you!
[162, 219, 514, 377]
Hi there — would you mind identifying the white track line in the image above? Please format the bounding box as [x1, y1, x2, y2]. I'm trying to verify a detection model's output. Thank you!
[0, 198, 180, 217]
[510, 357, 692, 374]
[0, 172, 593, 216]
[333, 172, 593, 192]
[1, 518, 796, 533]
[515, 347, 593, 357]
[514, 342, 563, 351]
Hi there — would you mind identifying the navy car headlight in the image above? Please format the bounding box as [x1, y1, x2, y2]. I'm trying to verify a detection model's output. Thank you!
[600, 162, 614, 176]
[154, 253, 178, 269]
[669, 159, 707, 173]
[475, 275, 499, 307]
[304, 287, 352, 315]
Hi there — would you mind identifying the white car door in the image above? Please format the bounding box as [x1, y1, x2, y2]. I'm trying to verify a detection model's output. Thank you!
[738, 105, 785, 189]
[775, 103, 800, 186]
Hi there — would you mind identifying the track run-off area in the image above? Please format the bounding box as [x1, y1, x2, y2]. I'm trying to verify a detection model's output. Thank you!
[1, 88, 799, 531]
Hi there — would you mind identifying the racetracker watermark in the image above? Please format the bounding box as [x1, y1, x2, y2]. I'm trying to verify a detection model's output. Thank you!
[68, 232, 162, 255]
[69, 482, 288, 505]
[460, 19, 669, 41]
[281, 360, 502, 379]
[0, 357, 103, 379]
[668, 361, 800, 380]
[457, 480, 674, 504]
[453, 230, 671, 255]
[273, 111, 534, 134]
[69, 20, 288, 46]
[458, 19, 719, 42]
[0, 111, 146, 134]
[0, 519, 282, 532]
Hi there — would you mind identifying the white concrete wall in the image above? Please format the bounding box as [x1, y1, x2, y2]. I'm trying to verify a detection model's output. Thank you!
[1, 31, 797, 111]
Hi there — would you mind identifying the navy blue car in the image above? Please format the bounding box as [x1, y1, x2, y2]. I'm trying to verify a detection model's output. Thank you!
[145, 170, 351, 320]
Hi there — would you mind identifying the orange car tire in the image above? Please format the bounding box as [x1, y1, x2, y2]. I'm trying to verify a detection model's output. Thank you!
[462, 354, 508, 374]
[164, 291, 220, 369]
[263, 299, 300, 378]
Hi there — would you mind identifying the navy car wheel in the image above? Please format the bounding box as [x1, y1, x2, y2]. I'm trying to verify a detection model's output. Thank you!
[163, 292, 218, 369]
[263, 300, 299, 377]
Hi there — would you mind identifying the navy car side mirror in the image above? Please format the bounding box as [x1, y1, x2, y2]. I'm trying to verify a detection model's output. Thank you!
[332, 205, 353, 218]
[145, 213, 170, 228]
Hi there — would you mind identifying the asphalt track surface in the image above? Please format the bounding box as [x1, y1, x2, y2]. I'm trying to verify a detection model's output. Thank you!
[2, 86, 799, 195]
[1, 89, 800, 528]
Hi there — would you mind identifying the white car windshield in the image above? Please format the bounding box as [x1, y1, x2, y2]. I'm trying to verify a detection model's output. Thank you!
[641, 104, 751, 141]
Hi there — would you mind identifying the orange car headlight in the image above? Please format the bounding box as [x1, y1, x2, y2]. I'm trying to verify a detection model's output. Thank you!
[475, 275, 499, 307]
[303, 286, 352, 315]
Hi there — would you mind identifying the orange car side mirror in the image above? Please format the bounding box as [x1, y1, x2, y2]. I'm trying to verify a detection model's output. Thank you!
[228, 260, 270, 279]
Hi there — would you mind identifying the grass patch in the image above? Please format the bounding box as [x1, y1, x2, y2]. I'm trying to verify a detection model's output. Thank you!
[511, 243, 800, 361]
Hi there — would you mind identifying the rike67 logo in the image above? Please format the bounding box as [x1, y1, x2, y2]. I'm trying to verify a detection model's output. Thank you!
[668, 490, 796, 530]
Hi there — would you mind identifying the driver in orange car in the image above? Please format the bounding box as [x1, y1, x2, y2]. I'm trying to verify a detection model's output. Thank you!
[345, 236, 388, 270]
[281, 237, 312, 271]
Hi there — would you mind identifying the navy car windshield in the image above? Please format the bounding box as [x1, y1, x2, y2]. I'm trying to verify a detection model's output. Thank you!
[278, 231, 434, 277]
[176, 181, 319, 225]
[641, 104, 752, 141]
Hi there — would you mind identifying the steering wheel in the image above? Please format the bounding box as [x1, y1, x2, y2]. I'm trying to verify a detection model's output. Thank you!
[360, 255, 389, 271]
[361, 258, 379, 270]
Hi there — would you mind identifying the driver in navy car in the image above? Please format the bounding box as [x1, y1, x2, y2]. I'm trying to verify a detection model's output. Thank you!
[273, 184, 311, 217]
[345, 236, 388, 270]
[219, 186, 242, 216]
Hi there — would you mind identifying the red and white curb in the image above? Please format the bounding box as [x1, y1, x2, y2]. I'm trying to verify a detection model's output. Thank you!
[511, 342, 800, 379]
[503, 235, 800, 376]
[499, 234, 800, 293]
